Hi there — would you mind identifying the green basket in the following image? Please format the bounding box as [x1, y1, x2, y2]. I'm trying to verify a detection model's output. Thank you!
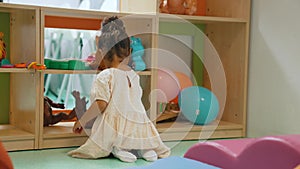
[49, 59, 69, 69]
[68, 60, 86, 70]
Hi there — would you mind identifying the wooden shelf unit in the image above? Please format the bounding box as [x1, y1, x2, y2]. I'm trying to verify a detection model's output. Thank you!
[0, 0, 251, 150]
[0, 3, 40, 151]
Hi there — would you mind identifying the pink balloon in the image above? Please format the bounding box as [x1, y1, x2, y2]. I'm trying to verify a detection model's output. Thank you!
[156, 68, 180, 102]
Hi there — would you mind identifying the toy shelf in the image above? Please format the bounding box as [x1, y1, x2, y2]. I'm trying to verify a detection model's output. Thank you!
[0, 4, 40, 151]
[0, 0, 251, 151]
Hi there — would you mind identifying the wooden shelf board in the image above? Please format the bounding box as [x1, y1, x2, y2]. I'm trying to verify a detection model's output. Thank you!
[0, 125, 35, 141]
[43, 121, 243, 139]
[41, 136, 88, 149]
[157, 120, 243, 133]
[43, 69, 152, 75]
[43, 122, 90, 139]
[3, 140, 35, 151]
[136, 70, 152, 76]
[41, 6, 119, 19]
[44, 69, 99, 74]
[160, 128, 243, 141]
[42, 9, 155, 34]
[159, 14, 247, 24]
[157, 120, 244, 141]
[0, 3, 39, 11]
[0, 68, 35, 73]
[41, 6, 156, 17]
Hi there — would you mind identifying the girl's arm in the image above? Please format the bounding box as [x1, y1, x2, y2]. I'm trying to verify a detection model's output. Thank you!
[73, 100, 107, 133]
[89, 49, 106, 70]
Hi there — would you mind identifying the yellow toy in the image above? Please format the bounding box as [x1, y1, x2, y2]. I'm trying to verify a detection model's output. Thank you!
[27, 61, 46, 70]
[0, 32, 6, 62]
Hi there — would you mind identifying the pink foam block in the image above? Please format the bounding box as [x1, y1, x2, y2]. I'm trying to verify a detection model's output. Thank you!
[184, 134, 300, 169]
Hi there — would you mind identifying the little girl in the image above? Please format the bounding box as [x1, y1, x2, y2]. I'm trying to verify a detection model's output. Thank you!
[68, 16, 170, 162]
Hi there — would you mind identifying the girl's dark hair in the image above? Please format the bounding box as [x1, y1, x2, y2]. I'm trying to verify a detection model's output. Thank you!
[98, 16, 130, 62]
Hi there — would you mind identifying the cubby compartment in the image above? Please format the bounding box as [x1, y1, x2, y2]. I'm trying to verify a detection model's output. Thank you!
[40, 71, 94, 149]
[0, 4, 40, 151]
[0, 72, 39, 151]
[155, 14, 249, 141]
[39, 7, 157, 149]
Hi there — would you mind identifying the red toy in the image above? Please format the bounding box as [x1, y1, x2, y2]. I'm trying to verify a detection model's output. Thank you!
[159, 0, 197, 15]
[14, 63, 27, 68]
[0, 141, 13, 169]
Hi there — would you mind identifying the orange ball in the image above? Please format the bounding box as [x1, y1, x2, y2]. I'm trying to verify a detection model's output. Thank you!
[175, 72, 193, 90]
[170, 72, 193, 103]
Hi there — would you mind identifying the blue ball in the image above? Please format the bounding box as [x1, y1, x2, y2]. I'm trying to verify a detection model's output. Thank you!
[178, 86, 220, 125]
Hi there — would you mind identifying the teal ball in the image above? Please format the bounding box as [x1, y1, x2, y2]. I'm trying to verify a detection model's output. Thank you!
[178, 86, 220, 125]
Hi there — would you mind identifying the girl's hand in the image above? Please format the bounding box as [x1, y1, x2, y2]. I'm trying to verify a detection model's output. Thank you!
[73, 120, 83, 134]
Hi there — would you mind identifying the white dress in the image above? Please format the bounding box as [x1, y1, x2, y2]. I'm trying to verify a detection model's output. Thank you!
[68, 68, 170, 159]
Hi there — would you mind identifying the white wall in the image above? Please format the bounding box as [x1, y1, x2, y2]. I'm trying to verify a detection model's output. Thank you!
[4, 0, 119, 12]
[4, 0, 81, 8]
[119, 0, 156, 13]
[247, 0, 300, 137]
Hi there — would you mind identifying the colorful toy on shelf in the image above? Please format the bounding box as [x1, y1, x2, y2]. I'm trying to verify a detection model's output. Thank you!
[159, 0, 197, 15]
[178, 86, 219, 125]
[0, 59, 14, 68]
[27, 61, 46, 70]
[44, 58, 90, 70]
[0, 32, 6, 66]
[129, 36, 146, 71]
[14, 63, 27, 68]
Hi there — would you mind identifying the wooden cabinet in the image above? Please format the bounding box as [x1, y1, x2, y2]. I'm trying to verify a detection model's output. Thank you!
[0, 0, 251, 150]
